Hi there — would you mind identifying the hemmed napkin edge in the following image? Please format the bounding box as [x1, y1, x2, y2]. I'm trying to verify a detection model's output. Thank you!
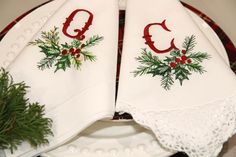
[116, 92, 236, 157]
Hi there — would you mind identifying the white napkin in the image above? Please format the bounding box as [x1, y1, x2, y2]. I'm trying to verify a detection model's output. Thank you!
[116, 0, 236, 156]
[3, 0, 118, 156]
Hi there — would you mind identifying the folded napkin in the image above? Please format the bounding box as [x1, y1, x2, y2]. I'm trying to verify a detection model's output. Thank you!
[3, 0, 118, 156]
[116, 0, 236, 156]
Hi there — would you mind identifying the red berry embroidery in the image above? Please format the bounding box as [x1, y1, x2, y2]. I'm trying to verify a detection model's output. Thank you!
[175, 58, 181, 63]
[181, 49, 186, 54]
[61, 49, 67, 55]
[187, 59, 192, 64]
[81, 44, 85, 48]
[180, 60, 185, 65]
[75, 49, 81, 54]
[69, 48, 75, 53]
[76, 54, 81, 58]
[170, 62, 177, 68]
[72, 51, 77, 56]
[181, 55, 187, 61]
[69, 48, 76, 56]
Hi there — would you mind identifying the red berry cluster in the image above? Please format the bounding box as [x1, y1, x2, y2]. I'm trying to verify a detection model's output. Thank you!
[61, 44, 85, 59]
[169, 50, 192, 69]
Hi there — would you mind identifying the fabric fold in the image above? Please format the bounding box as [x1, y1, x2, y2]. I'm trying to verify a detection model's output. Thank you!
[116, 0, 236, 156]
[3, 0, 119, 156]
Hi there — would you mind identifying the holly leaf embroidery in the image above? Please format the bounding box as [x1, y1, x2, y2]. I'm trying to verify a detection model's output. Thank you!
[29, 27, 104, 72]
[133, 35, 211, 90]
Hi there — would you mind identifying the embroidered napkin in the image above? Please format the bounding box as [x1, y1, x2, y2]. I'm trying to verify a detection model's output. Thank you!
[3, 0, 118, 156]
[116, 0, 236, 156]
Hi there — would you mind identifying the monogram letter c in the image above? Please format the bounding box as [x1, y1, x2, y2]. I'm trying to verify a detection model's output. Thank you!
[143, 20, 178, 54]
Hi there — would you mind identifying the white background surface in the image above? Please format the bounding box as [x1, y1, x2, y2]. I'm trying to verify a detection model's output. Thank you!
[0, 0, 236, 157]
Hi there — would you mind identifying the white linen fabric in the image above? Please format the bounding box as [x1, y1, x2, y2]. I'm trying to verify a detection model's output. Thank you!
[3, 0, 119, 156]
[116, 0, 236, 156]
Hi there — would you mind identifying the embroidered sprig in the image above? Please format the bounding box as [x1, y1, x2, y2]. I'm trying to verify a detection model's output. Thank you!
[29, 27, 103, 72]
[133, 35, 211, 90]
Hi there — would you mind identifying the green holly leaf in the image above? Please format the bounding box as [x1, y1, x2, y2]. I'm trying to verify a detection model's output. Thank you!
[173, 65, 191, 85]
[54, 62, 66, 72]
[170, 50, 181, 57]
[38, 46, 51, 56]
[54, 56, 71, 72]
[71, 40, 81, 49]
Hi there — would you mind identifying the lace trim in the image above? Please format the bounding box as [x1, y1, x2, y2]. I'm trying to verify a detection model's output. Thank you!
[116, 95, 236, 157]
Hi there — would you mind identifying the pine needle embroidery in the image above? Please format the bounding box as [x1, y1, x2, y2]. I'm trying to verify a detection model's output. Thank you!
[29, 27, 103, 72]
[133, 35, 211, 90]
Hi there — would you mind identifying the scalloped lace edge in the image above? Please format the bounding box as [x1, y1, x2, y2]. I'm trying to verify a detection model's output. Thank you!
[116, 94, 236, 157]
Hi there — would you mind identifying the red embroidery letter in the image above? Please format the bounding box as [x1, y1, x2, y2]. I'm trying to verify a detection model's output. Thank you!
[62, 9, 93, 40]
[143, 20, 178, 54]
